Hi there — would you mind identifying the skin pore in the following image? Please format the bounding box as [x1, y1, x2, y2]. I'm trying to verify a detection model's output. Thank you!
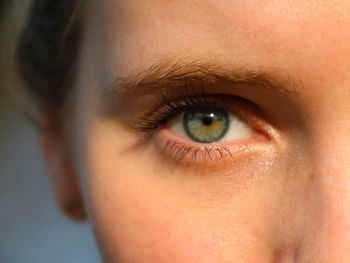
[45, 0, 350, 262]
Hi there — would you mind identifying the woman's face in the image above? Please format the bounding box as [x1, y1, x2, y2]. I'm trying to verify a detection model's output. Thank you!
[54, 0, 350, 262]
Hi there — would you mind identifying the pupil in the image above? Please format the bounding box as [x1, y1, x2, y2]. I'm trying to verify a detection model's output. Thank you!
[202, 116, 213, 126]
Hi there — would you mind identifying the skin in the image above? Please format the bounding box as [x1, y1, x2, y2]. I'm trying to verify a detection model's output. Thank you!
[43, 0, 350, 262]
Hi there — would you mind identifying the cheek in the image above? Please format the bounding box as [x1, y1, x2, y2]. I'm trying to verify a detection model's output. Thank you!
[86, 156, 215, 262]
[86, 160, 273, 263]
[81, 120, 305, 262]
[83, 129, 215, 262]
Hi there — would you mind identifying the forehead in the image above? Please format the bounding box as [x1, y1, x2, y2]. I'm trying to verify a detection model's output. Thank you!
[84, 0, 350, 95]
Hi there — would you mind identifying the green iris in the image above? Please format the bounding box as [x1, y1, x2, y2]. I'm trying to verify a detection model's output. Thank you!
[183, 107, 230, 143]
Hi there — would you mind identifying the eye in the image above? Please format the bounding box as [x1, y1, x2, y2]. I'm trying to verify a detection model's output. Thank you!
[134, 91, 269, 165]
[168, 107, 252, 144]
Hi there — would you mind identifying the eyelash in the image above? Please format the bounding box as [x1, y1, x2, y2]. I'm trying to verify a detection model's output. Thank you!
[133, 87, 262, 164]
[136, 89, 239, 132]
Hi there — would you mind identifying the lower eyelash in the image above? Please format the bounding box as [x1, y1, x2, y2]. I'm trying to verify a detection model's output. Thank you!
[160, 139, 233, 164]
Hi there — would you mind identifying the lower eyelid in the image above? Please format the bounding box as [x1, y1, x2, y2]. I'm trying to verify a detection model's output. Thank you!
[153, 126, 270, 166]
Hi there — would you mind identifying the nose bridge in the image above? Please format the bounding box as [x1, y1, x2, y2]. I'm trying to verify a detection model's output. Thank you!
[310, 164, 350, 260]
[300, 104, 350, 261]
[308, 94, 350, 195]
[300, 164, 350, 261]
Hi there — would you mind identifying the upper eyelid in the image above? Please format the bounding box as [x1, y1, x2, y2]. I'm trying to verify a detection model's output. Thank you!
[101, 63, 302, 134]
[134, 92, 234, 133]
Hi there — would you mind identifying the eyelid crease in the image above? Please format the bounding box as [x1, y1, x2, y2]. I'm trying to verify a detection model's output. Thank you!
[134, 89, 243, 133]
[133, 87, 269, 139]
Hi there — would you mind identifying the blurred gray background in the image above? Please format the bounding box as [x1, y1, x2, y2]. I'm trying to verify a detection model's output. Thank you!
[0, 1, 100, 262]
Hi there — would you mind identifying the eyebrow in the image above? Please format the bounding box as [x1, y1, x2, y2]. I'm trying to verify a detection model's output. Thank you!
[108, 59, 300, 97]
